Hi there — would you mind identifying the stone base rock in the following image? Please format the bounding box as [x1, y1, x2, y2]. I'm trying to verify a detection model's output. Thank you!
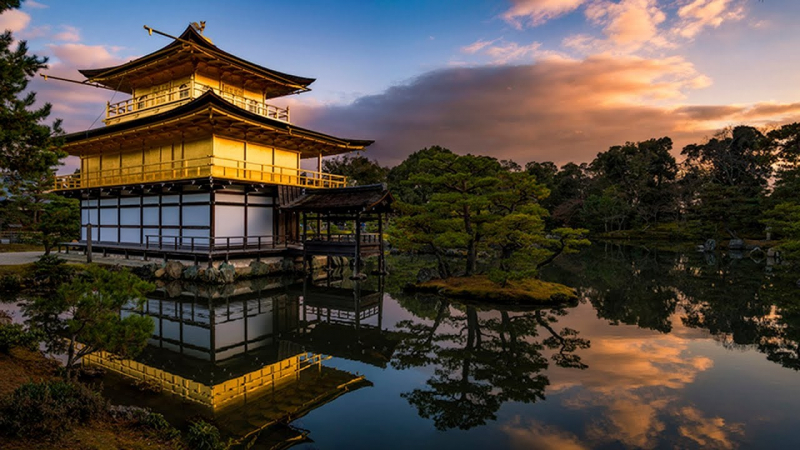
[164, 260, 184, 280]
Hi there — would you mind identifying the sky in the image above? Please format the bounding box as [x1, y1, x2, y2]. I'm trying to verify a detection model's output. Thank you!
[2, 0, 800, 171]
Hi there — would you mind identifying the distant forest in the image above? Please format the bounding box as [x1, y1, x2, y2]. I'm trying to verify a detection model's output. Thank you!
[325, 123, 800, 247]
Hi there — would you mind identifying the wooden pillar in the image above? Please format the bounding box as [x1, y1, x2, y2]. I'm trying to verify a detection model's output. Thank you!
[86, 223, 93, 263]
[378, 212, 385, 274]
[354, 280, 361, 330]
[317, 152, 322, 186]
[302, 212, 308, 273]
[326, 214, 332, 270]
[209, 297, 216, 364]
[353, 212, 361, 278]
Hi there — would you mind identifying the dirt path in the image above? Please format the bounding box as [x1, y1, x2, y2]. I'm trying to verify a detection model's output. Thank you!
[0, 251, 43, 266]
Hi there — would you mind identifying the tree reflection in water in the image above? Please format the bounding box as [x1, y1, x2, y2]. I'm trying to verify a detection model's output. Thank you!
[392, 295, 589, 430]
[542, 243, 800, 372]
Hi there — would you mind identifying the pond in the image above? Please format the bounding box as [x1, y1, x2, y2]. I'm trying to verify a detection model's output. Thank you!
[48, 245, 800, 448]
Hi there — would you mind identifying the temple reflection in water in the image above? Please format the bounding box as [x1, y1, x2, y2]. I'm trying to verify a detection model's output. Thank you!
[86, 272, 389, 447]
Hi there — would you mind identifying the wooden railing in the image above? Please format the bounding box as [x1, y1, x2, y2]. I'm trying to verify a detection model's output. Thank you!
[106, 80, 290, 122]
[53, 156, 347, 190]
[306, 233, 381, 244]
[144, 234, 291, 252]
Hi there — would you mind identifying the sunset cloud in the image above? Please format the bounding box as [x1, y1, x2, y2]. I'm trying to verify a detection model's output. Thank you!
[461, 38, 500, 54]
[52, 24, 80, 42]
[503, 418, 589, 450]
[24, 1, 48, 9]
[294, 54, 726, 166]
[675, 0, 744, 38]
[512, 0, 747, 55]
[583, 0, 670, 51]
[32, 42, 136, 137]
[0, 8, 31, 33]
[678, 406, 745, 450]
[531, 305, 745, 449]
[502, 0, 587, 28]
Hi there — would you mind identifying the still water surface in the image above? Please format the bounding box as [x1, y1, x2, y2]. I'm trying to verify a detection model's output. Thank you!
[99, 245, 800, 449]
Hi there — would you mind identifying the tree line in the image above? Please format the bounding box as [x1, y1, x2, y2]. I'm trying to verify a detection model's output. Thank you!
[328, 123, 800, 253]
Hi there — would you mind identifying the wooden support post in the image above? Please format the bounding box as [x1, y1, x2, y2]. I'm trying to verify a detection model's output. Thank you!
[353, 212, 361, 278]
[317, 152, 323, 187]
[86, 223, 93, 263]
[354, 279, 361, 330]
[326, 214, 332, 270]
[378, 212, 385, 274]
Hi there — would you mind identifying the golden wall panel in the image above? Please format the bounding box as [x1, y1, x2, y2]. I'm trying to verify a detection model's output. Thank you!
[214, 136, 245, 162]
[121, 151, 143, 175]
[184, 138, 213, 160]
[274, 149, 299, 169]
[194, 73, 219, 90]
[101, 153, 120, 171]
[246, 142, 273, 167]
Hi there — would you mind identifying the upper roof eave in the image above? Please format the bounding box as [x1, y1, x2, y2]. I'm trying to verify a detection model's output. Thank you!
[78, 26, 315, 93]
[62, 91, 374, 155]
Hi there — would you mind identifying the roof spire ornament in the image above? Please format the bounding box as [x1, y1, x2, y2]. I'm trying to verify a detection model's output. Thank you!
[190, 21, 206, 34]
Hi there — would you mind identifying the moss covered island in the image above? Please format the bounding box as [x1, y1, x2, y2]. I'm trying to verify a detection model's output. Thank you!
[417, 275, 577, 305]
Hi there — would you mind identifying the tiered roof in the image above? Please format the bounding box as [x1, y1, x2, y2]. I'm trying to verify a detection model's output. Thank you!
[80, 25, 314, 98]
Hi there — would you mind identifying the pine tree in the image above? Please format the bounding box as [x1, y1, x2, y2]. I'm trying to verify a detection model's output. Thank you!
[0, 0, 65, 229]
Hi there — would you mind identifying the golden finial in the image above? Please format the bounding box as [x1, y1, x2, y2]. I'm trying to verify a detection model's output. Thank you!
[190, 21, 206, 34]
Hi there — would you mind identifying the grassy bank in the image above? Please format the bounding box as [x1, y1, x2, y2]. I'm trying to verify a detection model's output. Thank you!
[417, 275, 577, 305]
[0, 348, 179, 450]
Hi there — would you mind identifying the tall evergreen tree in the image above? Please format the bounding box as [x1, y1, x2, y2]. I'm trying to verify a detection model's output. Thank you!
[322, 154, 388, 186]
[681, 126, 775, 238]
[0, 0, 65, 229]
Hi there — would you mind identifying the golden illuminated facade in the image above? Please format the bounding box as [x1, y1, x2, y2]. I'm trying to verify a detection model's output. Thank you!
[54, 24, 372, 258]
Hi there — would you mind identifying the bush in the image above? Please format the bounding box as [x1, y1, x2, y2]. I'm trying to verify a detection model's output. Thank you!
[0, 380, 107, 438]
[186, 419, 225, 450]
[0, 274, 22, 292]
[0, 323, 44, 353]
[139, 411, 182, 441]
[32, 254, 74, 286]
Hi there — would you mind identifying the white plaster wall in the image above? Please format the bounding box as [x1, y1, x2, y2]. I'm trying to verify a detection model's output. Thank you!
[183, 205, 210, 226]
[215, 204, 245, 241]
[247, 206, 273, 242]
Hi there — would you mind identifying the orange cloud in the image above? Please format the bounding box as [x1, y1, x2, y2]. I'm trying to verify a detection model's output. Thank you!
[531, 304, 745, 449]
[461, 39, 500, 54]
[293, 54, 724, 166]
[584, 0, 669, 50]
[678, 406, 745, 449]
[675, 0, 745, 38]
[502, 0, 587, 28]
[503, 417, 589, 450]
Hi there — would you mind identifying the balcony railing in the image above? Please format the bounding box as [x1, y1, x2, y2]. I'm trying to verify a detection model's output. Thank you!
[53, 156, 347, 191]
[105, 80, 290, 123]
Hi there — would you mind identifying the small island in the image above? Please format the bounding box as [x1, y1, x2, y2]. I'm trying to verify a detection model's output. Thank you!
[416, 275, 576, 305]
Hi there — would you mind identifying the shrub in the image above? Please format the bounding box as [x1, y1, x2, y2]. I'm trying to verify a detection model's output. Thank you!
[141, 411, 182, 441]
[0, 323, 44, 353]
[32, 254, 74, 286]
[186, 419, 225, 450]
[0, 380, 106, 438]
[0, 274, 22, 292]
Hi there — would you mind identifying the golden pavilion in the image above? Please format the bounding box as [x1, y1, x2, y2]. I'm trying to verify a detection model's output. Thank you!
[53, 23, 391, 264]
